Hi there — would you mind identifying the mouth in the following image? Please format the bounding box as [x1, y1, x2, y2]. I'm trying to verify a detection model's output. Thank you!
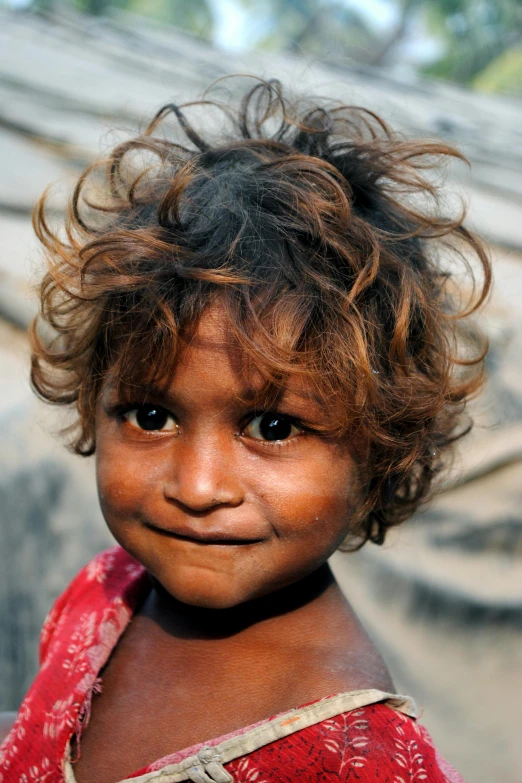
[144, 522, 265, 546]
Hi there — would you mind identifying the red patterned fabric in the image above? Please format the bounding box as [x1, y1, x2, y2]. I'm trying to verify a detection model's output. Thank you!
[223, 706, 465, 783]
[0, 547, 465, 782]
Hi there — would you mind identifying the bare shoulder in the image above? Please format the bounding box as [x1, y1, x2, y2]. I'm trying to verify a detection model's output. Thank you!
[0, 712, 17, 745]
[307, 587, 395, 696]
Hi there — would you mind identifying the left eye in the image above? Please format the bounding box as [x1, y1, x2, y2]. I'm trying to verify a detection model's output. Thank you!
[244, 413, 301, 442]
[123, 405, 177, 432]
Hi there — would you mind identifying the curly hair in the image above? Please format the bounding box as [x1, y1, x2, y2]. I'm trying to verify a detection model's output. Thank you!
[30, 77, 491, 548]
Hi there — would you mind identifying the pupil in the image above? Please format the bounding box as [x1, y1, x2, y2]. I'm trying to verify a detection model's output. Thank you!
[260, 414, 292, 441]
[136, 406, 167, 431]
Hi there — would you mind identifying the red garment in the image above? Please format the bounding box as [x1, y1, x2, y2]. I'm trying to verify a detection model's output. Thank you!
[0, 547, 465, 783]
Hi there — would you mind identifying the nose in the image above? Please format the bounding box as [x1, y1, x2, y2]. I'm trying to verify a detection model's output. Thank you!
[162, 433, 244, 512]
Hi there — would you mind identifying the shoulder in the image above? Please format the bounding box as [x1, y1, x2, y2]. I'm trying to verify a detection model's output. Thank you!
[1, 549, 146, 771]
[39, 546, 145, 666]
[309, 703, 464, 782]
[231, 703, 464, 783]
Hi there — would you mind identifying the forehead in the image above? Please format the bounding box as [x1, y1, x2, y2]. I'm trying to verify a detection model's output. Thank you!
[176, 304, 321, 405]
[103, 301, 324, 411]
[181, 302, 239, 355]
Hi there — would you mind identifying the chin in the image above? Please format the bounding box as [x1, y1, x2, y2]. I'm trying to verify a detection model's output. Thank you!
[182, 593, 245, 610]
[161, 573, 253, 610]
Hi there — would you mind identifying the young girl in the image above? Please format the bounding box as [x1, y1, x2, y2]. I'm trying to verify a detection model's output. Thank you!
[0, 77, 490, 783]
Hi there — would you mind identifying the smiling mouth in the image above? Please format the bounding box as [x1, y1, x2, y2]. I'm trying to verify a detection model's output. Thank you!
[144, 523, 265, 546]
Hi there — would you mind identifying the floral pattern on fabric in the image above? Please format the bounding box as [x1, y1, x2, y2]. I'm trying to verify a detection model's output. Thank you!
[0, 547, 466, 782]
[192, 704, 459, 783]
[0, 547, 146, 783]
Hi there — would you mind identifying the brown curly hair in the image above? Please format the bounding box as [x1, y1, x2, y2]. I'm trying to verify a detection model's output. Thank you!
[30, 77, 491, 548]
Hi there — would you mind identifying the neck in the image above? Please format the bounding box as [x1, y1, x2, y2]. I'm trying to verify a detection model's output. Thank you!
[145, 563, 339, 641]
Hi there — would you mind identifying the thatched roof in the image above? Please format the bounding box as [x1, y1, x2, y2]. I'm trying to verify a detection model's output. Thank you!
[1, 6, 522, 240]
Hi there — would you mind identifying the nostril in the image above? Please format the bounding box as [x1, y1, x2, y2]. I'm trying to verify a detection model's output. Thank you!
[162, 481, 243, 513]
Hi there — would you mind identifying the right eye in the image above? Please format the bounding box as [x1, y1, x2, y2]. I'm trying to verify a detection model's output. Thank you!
[123, 404, 178, 433]
[243, 412, 301, 442]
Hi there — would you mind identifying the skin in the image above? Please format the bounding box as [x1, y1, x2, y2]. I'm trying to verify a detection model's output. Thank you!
[72, 303, 393, 783]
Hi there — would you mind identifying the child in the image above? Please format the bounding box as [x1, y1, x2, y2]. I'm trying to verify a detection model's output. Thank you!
[0, 77, 490, 783]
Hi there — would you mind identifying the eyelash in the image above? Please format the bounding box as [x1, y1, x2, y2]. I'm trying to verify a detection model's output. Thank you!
[110, 404, 312, 447]
[241, 411, 306, 448]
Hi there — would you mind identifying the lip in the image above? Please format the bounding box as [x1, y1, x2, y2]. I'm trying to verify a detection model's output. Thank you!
[144, 522, 265, 545]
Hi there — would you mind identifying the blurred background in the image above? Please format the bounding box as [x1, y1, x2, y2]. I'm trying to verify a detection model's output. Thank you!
[0, 1, 521, 781]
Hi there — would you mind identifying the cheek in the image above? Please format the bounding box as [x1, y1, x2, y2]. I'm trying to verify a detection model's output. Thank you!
[95, 438, 157, 526]
[257, 450, 362, 543]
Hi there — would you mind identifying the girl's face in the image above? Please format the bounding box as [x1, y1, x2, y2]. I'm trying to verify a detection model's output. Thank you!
[95, 305, 363, 609]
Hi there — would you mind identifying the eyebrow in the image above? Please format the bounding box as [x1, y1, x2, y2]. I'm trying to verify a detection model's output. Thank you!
[104, 380, 323, 412]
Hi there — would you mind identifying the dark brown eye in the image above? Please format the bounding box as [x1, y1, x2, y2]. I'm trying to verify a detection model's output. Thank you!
[245, 413, 300, 442]
[123, 405, 177, 432]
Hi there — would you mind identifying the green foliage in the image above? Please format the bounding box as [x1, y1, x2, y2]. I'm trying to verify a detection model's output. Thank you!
[237, 0, 375, 59]
[473, 46, 522, 94]
[28, 0, 522, 94]
[33, 0, 214, 37]
[125, 0, 213, 35]
[421, 0, 522, 87]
